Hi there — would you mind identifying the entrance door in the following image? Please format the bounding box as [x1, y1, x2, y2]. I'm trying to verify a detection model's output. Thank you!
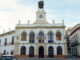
[29, 46, 34, 57]
[48, 46, 54, 58]
[39, 46, 44, 58]
[21, 46, 26, 55]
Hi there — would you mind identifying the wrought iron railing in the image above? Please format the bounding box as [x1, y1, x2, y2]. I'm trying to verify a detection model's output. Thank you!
[71, 41, 79, 47]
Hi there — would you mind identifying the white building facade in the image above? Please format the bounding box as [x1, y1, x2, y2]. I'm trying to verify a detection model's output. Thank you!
[0, 0, 68, 58]
[69, 24, 80, 56]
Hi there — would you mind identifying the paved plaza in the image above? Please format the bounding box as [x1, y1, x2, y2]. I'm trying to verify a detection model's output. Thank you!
[16, 58, 80, 60]
[0, 56, 80, 60]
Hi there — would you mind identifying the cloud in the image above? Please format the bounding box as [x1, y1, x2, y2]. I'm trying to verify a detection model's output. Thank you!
[0, 0, 36, 33]
[0, 0, 80, 33]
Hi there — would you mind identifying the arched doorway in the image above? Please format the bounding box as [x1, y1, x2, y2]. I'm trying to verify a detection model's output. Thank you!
[57, 46, 62, 55]
[39, 46, 44, 58]
[48, 46, 54, 58]
[20, 46, 26, 55]
[29, 46, 34, 57]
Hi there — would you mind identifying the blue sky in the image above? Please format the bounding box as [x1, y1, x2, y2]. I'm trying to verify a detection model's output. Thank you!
[0, 0, 80, 33]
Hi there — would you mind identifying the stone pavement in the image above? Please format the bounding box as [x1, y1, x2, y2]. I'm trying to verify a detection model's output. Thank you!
[16, 58, 80, 60]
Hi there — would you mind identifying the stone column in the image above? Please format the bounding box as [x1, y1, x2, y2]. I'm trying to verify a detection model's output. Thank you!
[54, 46, 57, 56]
[14, 29, 20, 58]
[64, 43, 68, 58]
[62, 34, 64, 42]
[54, 33, 56, 43]
[14, 42, 19, 58]
[45, 34, 48, 43]
[35, 44, 38, 58]
[35, 35, 38, 43]
[44, 44, 48, 58]
[27, 33, 29, 43]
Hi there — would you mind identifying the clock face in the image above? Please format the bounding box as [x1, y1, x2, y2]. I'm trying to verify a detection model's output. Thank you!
[39, 15, 43, 18]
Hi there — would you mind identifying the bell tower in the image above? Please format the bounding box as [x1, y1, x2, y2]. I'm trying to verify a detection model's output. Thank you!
[38, 0, 44, 10]
[34, 0, 49, 24]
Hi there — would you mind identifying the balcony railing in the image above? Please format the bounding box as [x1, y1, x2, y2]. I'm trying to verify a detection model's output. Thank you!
[71, 41, 79, 47]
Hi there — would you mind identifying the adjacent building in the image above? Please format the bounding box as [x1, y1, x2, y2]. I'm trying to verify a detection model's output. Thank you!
[69, 24, 80, 56]
[66, 27, 72, 56]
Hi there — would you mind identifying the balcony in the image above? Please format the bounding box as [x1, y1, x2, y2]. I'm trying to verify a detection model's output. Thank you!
[71, 41, 79, 47]
[48, 40, 54, 43]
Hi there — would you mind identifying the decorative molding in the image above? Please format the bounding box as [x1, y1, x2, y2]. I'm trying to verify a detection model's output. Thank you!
[16, 26, 65, 29]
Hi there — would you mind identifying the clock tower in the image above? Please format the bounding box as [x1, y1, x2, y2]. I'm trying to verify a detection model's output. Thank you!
[34, 0, 49, 24]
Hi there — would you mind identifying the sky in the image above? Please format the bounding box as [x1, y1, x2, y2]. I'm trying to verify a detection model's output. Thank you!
[0, 0, 80, 33]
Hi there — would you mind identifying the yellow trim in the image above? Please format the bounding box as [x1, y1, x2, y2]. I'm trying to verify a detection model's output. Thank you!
[0, 30, 15, 37]
[16, 26, 65, 29]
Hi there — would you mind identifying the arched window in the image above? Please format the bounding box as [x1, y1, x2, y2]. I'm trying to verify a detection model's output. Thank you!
[29, 46, 34, 57]
[38, 32, 44, 43]
[48, 32, 53, 43]
[29, 32, 35, 43]
[57, 46, 62, 55]
[20, 46, 26, 55]
[48, 46, 54, 58]
[21, 32, 27, 41]
[56, 31, 61, 40]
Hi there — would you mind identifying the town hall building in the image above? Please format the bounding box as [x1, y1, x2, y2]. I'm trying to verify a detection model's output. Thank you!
[0, 0, 68, 58]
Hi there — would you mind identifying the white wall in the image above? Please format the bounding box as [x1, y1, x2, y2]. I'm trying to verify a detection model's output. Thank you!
[0, 33, 15, 56]
[0, 26, 66, 56]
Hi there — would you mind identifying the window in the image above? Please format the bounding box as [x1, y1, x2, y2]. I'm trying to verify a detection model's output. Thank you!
[4, 50, 6, 55]
[21, 32, 27, 41]
[7, 52, 9, 55]
[76, 34, 78, 41]
[75, 48, 77, 56]
[56, 31, 61, 40]
[72, 48, 74, 55]
[11, 50, 14, 55]
[4, 38, 7, 45]
[38, 32, 44, 43]
[29, 32, 35, 43]
[12, 37, 14, 45]
[74, 36, 76, 41]
[48, 32, 54, 43]
[57, 46, 62, 55]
